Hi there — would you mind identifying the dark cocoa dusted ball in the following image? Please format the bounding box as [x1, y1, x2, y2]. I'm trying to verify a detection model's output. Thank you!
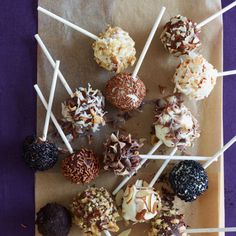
[61, 148, 99, 184]
[104, 132, 142, 175]
[23, 136, 58, 171]
[169, 160, 208, 202]
[105, 73, 146, 111]
[36, 203, 72, 236]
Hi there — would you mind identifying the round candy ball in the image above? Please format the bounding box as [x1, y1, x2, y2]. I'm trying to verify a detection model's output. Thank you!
[92, 26, 136, 73]
[160, 15, 201, 56]
[23, 136, 58, 171]
[105, 73, 146, 111]
[173, 54, 218, 100]
[36, 203, 72, 236]
[169, 160, 208, 202]
[61, 148, 99, 184]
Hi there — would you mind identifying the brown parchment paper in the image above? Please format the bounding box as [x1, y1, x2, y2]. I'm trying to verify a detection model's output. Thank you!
[36, 0, 224, 235]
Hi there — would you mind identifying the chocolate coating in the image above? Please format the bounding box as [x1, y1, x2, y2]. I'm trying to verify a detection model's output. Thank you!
[104, 132, 142, 175]
[23, 136, 58, 171]
[61, 148, 99, 184]
[105, 73, 146, 111]
[169, 160, 208, 202]
[36, 203, 72, 236]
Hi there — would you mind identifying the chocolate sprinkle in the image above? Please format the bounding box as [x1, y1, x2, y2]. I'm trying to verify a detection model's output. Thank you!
[23, 136, 58, 171]
[169, 160, 208, 202]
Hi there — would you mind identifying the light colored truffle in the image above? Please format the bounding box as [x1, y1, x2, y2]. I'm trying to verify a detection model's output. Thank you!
[174, 54, 218, 100]
[92, 26, 136, 72]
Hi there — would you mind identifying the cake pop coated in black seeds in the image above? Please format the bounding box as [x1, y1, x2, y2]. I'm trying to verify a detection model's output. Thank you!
[23, 135, 58, 171]
[169, 160, 208, 202]
[36, 203, 72, 236]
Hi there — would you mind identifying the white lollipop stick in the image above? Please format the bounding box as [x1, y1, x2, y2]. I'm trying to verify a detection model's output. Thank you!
[34, 34, 73, 96]
[197, 1, 236, 29]
[34, 85, 74, 154]
[41, 60, 60, 141]
[112, 140, 162, 195]
[37, 6, 99, 41]
[217, 69, 236, 77]
[103, 230, 112, 236]
[132, 6, 166, 79]
[185, 227, 236, 234]
[140, 154, 210, 161]
[203, 135, 236, 169]
[148, 147, 177, 188]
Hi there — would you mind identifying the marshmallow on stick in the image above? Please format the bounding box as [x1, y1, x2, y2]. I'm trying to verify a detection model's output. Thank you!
[170, 135, 236, 202]
[23, 61, 60, 171]
[38, 6, 136, 73]
[34, 85, 100, 185]
[160, 1, 236, 56]
[105, 7, 166, 111]
[174, 54, 236, 100]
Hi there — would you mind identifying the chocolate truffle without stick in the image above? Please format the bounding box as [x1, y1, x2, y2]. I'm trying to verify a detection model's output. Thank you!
[36, 203, 72, 236]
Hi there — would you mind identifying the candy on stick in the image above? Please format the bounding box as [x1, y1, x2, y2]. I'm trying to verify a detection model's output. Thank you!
[71, 187, 119, 236]
[36, 203, 72, 236]
[23, 61, 60, 171]
[34, 85, 99, 184]
[160, 1, 236, 56]
[174, 54, 236, 100]
[37, 7, 136, 73]
[170, 135, 236, 202]
[105, 7, 166, 111]
[104, 132, 143, 176]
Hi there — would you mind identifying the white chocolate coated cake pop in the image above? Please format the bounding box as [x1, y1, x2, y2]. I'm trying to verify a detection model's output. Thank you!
[173, 54, 218, 100]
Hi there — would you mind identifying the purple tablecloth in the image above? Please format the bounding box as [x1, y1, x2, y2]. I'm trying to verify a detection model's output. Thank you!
[0, 0, 235, 235]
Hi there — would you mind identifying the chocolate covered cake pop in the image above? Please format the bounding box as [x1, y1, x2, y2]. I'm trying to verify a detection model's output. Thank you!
[36, 203, 72, 236]
[160, 15, 200, 56]
[23, 136, 58, 171]
[61, 148, 99, 184]
[104, 132, 142, 175]
[62, 84, 106, 135]
[92, 26, 136, 73]
[71, 187, 119, 235]
[105, 73, 146, 111]
[149, 209, 187, 236]
[154, 95, 200, 148]
[122, 180, 162, 222]
[169, 160, 208, 202]
[173, 54, 218, 100]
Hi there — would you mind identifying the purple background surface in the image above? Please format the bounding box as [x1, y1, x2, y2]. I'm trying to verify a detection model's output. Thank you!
[0, 0, 235, 235]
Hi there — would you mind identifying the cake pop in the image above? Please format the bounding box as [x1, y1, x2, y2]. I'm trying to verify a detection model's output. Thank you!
[71, 187, 119, 235]
[23, 61, 60, 171]
[38, 7, 136, 73]
[104, 132, 142, 175]
[160, 2, 236, 56]
[62, 148, 99, 184]
[36, 203, 72, 236]
[105, 7, 166, 111]
[61, 84, 106, 135]
[122, 180, 162, 222]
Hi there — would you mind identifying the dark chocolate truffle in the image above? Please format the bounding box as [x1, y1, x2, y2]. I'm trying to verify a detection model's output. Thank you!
[105, 73, 146, 111]
[36, 203, 72, 236]
[71, 187, 119, 235]
[23, 136, 58, 171]
[104, 132, 142, 175]
[61, 148, 99, 184]
[160, 15, 201, 56]
[169, 160, 208, 202]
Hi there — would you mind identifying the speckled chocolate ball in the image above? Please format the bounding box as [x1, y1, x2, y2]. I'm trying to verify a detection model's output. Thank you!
[61, 148, 99, 184]
[160, 15, 201, 56]
[36, 203, 72, 236]
[105, 73, 146, 111]
[23, 136, 58, 171]
[169, 160, 208, 202]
